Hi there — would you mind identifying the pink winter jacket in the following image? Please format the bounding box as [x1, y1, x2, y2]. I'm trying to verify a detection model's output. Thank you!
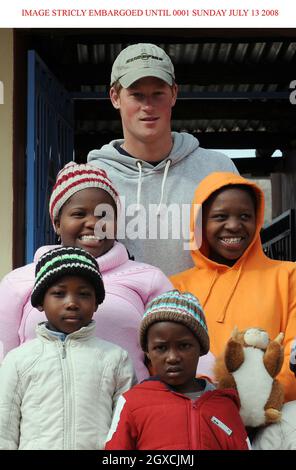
[0, 242, 172, 381]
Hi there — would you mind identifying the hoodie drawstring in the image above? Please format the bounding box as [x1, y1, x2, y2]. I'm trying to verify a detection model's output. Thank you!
[202, 270, 219, 309]
[135, 159, 172, 214]
[136, 160, 142, 210]
[156, 159, 171, 215]
[216, 264, 243, 323]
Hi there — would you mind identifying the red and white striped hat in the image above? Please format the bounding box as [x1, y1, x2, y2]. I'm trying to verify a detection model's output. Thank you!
[49, 162, 119, 227]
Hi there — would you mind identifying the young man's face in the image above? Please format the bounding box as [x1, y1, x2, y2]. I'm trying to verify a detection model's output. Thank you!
[203, 188, 257, 266]
[110, 77, 178, 147]
[146, 321, 201, 393]
[38, 275, 97, 334]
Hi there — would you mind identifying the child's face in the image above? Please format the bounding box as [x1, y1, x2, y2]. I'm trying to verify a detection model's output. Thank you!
[146, 321, 201, 393]
[203, 188, 256, 266]
[37, 275, 97, 334]
[54, 187, 117, 259]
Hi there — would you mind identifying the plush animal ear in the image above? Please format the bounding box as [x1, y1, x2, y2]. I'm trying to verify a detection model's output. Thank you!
[274, 332, 284, 344]
[231, 326, 239, 341]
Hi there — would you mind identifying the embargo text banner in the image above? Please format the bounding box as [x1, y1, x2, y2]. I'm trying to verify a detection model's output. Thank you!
[0, 0, 295, 27]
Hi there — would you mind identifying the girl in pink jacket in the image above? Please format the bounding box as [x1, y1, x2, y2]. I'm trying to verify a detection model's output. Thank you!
[0, 162, 172, 381]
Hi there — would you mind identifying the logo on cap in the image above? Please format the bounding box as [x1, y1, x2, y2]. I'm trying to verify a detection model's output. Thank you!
[126, 54, 163, 64]
[140, 53, 149, 61]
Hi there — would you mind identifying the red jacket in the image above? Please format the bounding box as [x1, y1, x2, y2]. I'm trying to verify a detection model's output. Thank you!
[105, 379, 249, 450]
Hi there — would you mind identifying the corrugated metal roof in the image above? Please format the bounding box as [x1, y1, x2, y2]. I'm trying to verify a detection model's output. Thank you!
[77, 41, 296, 68]
[74, 40, 296, 136]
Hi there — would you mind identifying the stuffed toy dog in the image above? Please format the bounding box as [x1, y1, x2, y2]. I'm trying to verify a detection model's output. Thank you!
[214, 327, 284, 427]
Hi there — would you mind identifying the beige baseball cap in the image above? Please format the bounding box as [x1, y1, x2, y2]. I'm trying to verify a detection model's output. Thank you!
[110, 43, 175, 88]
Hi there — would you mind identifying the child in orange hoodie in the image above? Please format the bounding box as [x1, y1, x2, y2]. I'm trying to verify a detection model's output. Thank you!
[171, 172, 296, 403]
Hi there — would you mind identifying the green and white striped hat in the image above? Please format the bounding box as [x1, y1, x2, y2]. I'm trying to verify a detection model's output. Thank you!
[31, 246, 105, 307]
[140, 290, 209, 355]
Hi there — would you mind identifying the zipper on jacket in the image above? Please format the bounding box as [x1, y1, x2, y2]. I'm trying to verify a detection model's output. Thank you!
[58, 339, 74, 448]
[170, 388, 201, 449]
[62, 342, 66, 358]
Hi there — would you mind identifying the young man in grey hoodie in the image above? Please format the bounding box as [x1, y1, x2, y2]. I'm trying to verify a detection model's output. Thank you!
[88, 43, 238, 276]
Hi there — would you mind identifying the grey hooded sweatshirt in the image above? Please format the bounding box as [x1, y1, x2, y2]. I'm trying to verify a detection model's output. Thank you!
[88, 132, 238, 275]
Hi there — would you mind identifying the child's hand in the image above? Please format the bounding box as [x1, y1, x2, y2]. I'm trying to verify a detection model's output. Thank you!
[290, 338, 296, 375]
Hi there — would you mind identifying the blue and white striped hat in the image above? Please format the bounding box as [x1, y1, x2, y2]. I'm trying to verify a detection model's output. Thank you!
[31, 246, 105, 307]
[140, 290, 209, 355]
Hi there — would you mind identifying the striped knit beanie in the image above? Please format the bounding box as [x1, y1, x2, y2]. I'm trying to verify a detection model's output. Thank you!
[31, 246, 105, 307]
[49, 162, 119, 227]
[140, 290, 209, 356]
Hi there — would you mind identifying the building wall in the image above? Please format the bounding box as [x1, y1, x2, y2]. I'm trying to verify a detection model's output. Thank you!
[0, 29, 13, 279]
[252, 178, 272, 224]
[272, 150, 296, 217]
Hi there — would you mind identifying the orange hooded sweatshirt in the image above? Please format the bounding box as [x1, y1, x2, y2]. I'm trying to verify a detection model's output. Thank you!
[171, 172, 296, 402]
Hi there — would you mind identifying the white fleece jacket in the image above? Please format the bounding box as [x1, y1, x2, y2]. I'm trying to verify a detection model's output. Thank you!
[0, 322, 136, 450]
